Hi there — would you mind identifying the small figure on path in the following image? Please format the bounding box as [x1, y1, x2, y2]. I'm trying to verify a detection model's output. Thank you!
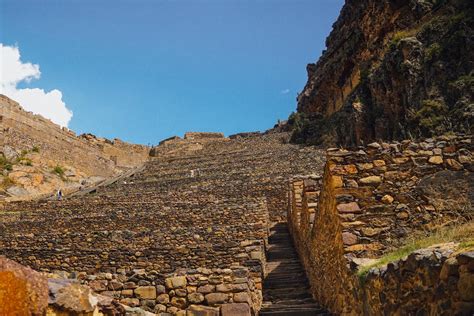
[57, 188, 63, 201]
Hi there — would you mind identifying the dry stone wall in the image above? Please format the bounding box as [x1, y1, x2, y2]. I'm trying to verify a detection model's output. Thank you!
[288, 134, 473, 315]
[73, 265, 259, 315]
[363, 245, 474, 315]
[0, 132, 325, 314]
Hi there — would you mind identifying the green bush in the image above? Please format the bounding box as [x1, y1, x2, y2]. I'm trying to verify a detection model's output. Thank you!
[288, 112, 314, 144]
[0, 155, 13, 172]
[389, 30, 413, 49]
[414, 99, 449, 135]
[451, 74, 474, 88]
[425, 43, 442, 61]
[32, 146, 40, 153]
[53, 165, 65, 176]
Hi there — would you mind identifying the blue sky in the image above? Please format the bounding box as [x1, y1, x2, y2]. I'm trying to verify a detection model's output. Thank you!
[1, 0, 344, 145]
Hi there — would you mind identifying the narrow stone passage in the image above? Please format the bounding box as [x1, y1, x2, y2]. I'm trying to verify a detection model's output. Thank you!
[260, 223, 329, 315]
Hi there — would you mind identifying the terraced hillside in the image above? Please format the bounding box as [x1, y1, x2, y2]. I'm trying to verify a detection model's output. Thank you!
[0, 132, 326, 315]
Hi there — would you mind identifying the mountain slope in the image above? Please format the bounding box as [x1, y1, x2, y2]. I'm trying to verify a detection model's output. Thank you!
[0, 94, 149, 200]
[291, 0, 473, 146]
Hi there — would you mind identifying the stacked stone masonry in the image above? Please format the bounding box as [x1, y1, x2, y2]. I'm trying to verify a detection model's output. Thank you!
[0, 132, 325, 314]
[288, 134, 473, 315]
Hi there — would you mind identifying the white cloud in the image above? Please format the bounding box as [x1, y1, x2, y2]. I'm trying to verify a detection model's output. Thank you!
[0, 43, 73, 127]
[280, 88, 290, 95]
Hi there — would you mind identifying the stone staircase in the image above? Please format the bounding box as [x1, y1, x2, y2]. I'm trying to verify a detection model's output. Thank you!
[261, 223, 329, 315]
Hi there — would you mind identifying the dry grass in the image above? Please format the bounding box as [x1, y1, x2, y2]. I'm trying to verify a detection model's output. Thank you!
[358, 221, 474, 279]
[0, 176, 14, 190]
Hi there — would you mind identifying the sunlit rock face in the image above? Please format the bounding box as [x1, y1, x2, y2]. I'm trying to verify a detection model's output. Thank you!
[293, 0, 473, 146]
[0, 256, 48, 315]
[0, 94, 149, 201]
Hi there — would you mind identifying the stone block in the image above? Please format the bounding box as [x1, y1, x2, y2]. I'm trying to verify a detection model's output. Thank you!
[188, 292, 205, 304]
[342, 232, 358, 245]
[156, 284, 166, 294]
[446, 158, 463, 170]
[134, 286, 157, 299]
[205, 292, 228, 306]
[166, 276, 187, 289]
[120, 298, 140, 307]
[157, 293, 170, 304]
[121, 289, 134, 297]
[373, 160, 385, 167]
[220, 303, 251, 316]
[359, 176, 382, 185]
[428, 156, 443, 165]
[381, 194, 394, 204]
[197, 284, 215, 294]
[171, 296, 187, 309]
[233, 292, 250, 303]
[154, 304, 166, 313]
[89, 279, 108, 292]
[108, 280, 123, 290]
[186, 304, 219, 316]
[231, 283, 249, 292]
[50, 281, 98, 313]
[216, 283, 232, 293]
[337, 202, 361, 213]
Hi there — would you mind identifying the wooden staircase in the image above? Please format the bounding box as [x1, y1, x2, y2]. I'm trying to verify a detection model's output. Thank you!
[260, 223, 329, 315]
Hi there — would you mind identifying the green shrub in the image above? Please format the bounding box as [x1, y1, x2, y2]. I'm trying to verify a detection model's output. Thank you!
[425, 43, 442, 61]
[451, 74, 474, 88]
[53, 165, 65, 176]
[413, 99, 449, 135]
[288, 112, 315, 144]
[389, 30, 413, 49]
[0, 155, 13, 172]
[428, 0, 447, 8]
[32, 146, 40, 153]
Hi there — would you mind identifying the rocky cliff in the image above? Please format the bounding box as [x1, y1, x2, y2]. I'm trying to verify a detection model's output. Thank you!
[291, 0, 473, 146]
[0, 94, 149, 200]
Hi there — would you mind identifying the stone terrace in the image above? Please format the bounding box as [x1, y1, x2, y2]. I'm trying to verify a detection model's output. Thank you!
[287, 134, 473, 315]
[0, 132, 325, 314]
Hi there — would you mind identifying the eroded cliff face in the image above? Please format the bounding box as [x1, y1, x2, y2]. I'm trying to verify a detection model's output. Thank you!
[0, 94, 149, 200]
[292, 0, 473, 146]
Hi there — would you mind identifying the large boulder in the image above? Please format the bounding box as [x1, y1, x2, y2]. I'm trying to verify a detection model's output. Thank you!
[0, 256, 49, 315]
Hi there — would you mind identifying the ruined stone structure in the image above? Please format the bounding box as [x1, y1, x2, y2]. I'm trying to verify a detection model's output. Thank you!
[0, 129, 472, 314]
[0, 94, 149, 200]
[0, 132, 326, 315]
[288, 134, 473, 315]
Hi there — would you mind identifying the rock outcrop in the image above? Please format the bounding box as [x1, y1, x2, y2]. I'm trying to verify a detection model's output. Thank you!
[0, 94, 149, 200]
[292, 0, 473, 146]
[0, 256, 127, 315]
